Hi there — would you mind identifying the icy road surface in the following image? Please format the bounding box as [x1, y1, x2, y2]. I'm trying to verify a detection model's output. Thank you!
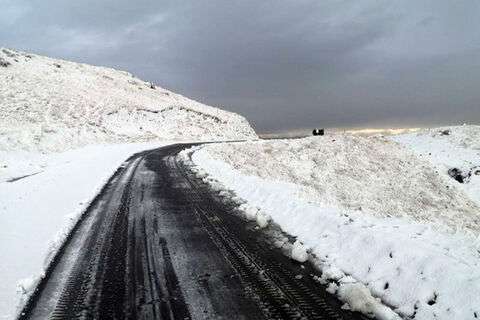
[19, 144, 364, 320]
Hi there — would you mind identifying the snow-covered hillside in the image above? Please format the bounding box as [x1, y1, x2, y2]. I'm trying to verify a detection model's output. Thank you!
[0, 48, 256, 152]
[194, 134, 480, 234]
[183, 126, 480, 320]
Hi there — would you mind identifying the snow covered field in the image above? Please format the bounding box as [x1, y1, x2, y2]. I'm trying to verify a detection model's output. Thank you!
[0, 142, 167, 319]
[0, 48, 256, 152]
[184, 125, 480, 320]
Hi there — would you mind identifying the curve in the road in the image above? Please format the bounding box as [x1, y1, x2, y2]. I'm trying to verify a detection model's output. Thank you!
[19, 144, 365, 320]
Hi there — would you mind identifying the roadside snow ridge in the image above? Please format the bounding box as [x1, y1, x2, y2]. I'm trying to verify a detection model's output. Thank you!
[0, 48, 257, 151]
[199, 134, 480, 234]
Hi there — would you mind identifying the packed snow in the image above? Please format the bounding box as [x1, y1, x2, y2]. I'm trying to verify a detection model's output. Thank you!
[0, 142, 166, 319]
[0, 48, 256, 152]
[182, 126, 480, 320]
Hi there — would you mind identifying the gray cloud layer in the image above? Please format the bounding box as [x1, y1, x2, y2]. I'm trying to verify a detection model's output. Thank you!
[1, 0, 480, 132]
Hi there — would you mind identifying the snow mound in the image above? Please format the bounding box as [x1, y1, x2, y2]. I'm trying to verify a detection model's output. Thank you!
[0, 48, 256, 152]
[200, 133, 480, 233]
[291, 240, 308, 263]
[338, 283, 399, 320]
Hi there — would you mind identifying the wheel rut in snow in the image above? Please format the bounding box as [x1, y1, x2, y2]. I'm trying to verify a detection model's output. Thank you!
[19, 144, 365, 320]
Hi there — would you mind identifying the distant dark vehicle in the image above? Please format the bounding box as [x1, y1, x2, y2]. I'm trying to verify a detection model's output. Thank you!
[312, 128, 324, 136]
[439, 129, 451, 136]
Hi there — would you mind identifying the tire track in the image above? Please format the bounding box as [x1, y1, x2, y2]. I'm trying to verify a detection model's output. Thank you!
[19, 143, 364, 320]
[171, 154, 363, 320]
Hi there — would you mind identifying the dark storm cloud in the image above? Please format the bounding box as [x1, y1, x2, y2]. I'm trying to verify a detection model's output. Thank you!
[1, 0, 480, 132]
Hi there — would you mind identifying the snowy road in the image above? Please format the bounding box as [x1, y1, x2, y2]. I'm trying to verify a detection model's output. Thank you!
[19, 144, 363, 320]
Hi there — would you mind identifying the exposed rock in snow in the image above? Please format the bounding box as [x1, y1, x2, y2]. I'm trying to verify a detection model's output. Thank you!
[0, 48, 257, 152]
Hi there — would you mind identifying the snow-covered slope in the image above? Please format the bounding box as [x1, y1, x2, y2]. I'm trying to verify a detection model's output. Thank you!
[0, 48, 256, 152]
[195, 134, 480, 234]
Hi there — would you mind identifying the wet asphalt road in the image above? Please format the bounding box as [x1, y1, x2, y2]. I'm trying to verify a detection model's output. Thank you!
[19, 144, 364, 320]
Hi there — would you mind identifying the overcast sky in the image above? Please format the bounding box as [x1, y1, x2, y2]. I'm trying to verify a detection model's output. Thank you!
[1, 1, 480, 132]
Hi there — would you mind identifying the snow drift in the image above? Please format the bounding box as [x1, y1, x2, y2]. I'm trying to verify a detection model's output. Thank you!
[0, 48, 256, 152]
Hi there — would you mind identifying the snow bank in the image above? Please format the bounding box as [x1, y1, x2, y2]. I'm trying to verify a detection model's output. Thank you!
[197, 134, 480, 234]
[392, 125, 480, 207]
[0, 48, 256, 152]
[0, 142, 163, 319]
[185, 143, 480, 320]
